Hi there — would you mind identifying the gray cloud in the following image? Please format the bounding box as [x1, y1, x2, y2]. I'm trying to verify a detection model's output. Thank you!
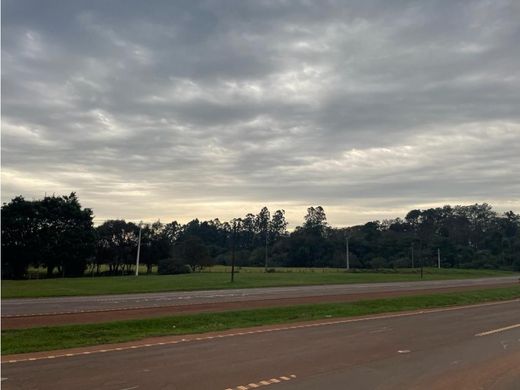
[2, 0, 519, 226]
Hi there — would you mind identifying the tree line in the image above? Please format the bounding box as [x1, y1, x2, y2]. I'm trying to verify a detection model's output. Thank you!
[2, 193, 519, 279]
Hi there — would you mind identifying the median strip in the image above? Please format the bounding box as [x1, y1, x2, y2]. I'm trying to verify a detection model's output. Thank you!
[3, 299, 519, 365]
[2, 286, 519, 357]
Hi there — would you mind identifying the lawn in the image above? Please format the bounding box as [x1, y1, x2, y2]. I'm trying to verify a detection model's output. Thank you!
[2, 267, 517, 299]
[3, 286, 519, 355]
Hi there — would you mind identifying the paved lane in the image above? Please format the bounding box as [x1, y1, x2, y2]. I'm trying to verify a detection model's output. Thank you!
[2, 276, 518, 317]
[2, 299, 519, 389]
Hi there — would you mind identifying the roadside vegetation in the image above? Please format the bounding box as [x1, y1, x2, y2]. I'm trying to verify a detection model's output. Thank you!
[3, 286, 519, 355]
[2, 194, 520, 281]
[2, 267, 517, 299]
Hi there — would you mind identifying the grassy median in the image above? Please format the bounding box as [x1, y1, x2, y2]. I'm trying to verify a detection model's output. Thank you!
[2, 267, 516, 298]
[2, 286, 519, 355]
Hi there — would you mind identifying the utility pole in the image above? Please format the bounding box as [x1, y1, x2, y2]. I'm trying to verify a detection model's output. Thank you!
[437, 248, 441, 269]
[264, 229, 268, 272]
[231, 221, 237, 283]
[345, 233, 350, 271]
[419, 240, 423, 279]
[135, 223, 142, 276]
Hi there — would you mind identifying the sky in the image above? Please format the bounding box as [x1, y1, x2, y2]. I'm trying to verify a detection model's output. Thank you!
[2, 0, 519, 227]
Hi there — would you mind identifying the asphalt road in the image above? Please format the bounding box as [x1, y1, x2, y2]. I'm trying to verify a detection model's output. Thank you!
[2, 299, 519, 389]
[2, 276, 518, 317]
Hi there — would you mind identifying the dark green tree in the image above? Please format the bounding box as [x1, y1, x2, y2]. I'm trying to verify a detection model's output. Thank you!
[2, 193, 95, 278]
[1, 197, 40, 279]
[96, 220, 139, 275]
[175, 235, 212, 271]
[303, 206, 327, 235]
[270, 209, 288, 240]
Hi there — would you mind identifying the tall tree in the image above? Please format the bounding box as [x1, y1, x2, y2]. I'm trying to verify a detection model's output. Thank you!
[38, 193, 96, 277]
[270, 209, 288, 240]
[1, 197, 39, 279]
[96, 220, 139, 275]
[303, 206, 327, 235]
[139, 221, 171, 274]
[1, 193, 95, 278]
[255, 207, 271, 269]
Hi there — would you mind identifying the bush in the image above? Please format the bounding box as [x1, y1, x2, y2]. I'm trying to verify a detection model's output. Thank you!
[370, 257, 387, 269]
[158, 258, 192, 275]
[248, 248, 266, 266]
[393, 258, 412, 268]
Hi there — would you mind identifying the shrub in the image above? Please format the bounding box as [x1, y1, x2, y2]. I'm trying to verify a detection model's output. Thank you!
[158, 258, 192, 275]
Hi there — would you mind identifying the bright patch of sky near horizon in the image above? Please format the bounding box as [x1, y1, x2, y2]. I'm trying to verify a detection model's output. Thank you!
[2, 0, 519, 227]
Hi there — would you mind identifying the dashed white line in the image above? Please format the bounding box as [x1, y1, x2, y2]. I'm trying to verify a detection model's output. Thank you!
[225, 374, 297, 389]
[475, 323, 520, 337]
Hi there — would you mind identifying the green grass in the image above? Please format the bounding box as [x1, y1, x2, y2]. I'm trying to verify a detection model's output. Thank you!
[2, 267, 517, 299]
[3, 286, 519, 355]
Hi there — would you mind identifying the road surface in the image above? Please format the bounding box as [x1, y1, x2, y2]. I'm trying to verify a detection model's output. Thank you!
[3, 276, 517, 317]
[2, 299, 519, 389]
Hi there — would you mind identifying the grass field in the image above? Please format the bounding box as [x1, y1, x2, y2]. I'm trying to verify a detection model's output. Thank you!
[3, 286, 519, 355]
[1, 267, 517, 299]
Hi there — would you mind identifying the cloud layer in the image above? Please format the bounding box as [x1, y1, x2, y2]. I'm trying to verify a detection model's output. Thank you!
[2, 0, 519, 226]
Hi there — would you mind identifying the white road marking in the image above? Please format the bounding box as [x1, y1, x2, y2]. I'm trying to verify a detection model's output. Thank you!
[1, 378, 8, 381]
[475, 323, 520, 337]
[369, 326, 390, 334]
[227, 374, 297, 389]
[398, 350, 411, 354]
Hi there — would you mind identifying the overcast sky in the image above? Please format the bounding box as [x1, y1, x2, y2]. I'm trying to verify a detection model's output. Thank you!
[2, 0, 519, 227]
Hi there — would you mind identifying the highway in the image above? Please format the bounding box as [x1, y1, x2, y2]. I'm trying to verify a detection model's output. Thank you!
[2, 299, 519, 389]
[2, 276, 518, 317]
